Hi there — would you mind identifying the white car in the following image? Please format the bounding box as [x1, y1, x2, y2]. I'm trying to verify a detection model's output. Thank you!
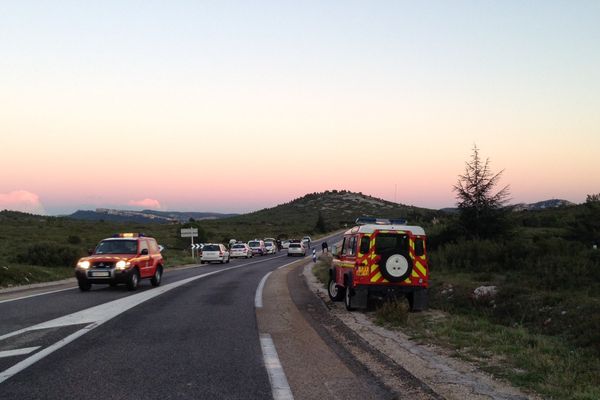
[200, 244, 230, 264]
[287, 242, 306, 257]
[281, 240, 290, 249]
[264, 241, 277, 254]
[230, 243, 252, 259]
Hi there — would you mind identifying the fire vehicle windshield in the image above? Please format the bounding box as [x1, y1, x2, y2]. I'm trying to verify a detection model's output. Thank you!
[95, 240, 138, 255]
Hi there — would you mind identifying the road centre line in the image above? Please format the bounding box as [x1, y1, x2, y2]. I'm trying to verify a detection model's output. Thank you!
[260, 333, 294, 400]
[0, 262, 257, 383]
[0, 347, 41, 359]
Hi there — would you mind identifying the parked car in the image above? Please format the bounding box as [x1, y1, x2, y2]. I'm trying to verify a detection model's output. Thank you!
[230, 243, 253, 259]
[264, 241, 277, 254]
[281, 240, 290, 249]
[328, 217, 428, 312]
[248, 239, 266, 256]
[75, 233, 164, 291]
[302, 236, 312, 248]
[200, 244, 230, 264]
[287, 242, 306, 257]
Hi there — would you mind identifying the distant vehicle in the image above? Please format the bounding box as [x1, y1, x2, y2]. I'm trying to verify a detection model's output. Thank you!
[230, 243, 253, 259]
[264, 237, 276, 244]
[287, 242, 306, 257]
[328, 217, 428, 312]
[200, 244, 230, 264]
[75, 233, 164, 291]
[264, 241, 277, 254]
[281, 240, 290, 249]
[302, 236, 312, 248]
[248, 239, 266, 256]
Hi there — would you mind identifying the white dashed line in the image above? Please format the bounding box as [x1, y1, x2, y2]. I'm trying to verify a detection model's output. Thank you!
[260, 333, 294, 400]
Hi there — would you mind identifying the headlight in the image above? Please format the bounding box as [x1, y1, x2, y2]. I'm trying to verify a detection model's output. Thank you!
[77, 260, 90, 269]
[116, 260, 130, 270]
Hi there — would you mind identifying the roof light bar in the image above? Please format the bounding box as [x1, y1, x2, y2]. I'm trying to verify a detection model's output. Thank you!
[355, 217, 407, 225]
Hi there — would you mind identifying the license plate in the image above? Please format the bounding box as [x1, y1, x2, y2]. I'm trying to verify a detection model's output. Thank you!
[91, 271, 110, 277]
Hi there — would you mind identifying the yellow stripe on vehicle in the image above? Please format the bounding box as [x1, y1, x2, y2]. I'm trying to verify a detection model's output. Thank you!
[415, 261, 427, 276]
[371, 272, 382, 282]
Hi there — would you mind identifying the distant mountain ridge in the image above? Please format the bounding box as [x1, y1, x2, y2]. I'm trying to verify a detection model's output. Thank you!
[68, 208, 237, 224]
[440, 199, 575, 214]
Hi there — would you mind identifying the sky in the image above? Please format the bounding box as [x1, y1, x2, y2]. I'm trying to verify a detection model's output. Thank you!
[1, 1, 599, 215]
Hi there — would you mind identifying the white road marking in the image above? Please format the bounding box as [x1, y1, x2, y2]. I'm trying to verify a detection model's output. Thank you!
[0, 262, 251, 383]
[260, 333, 294, 400]
[0, 287, 76, 305]
[0, 347, 40, 359]
[254, 272, 272, 309]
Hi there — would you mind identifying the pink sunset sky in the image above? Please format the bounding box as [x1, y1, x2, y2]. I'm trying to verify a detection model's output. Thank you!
[1, 2, 599, 215]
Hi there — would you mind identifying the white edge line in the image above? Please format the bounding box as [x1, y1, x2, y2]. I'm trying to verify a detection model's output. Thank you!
[260, 333, 294, 400]
[254, 272, 272, 309]
[0, 346, 41, 359]
[0, 287, 76, 305]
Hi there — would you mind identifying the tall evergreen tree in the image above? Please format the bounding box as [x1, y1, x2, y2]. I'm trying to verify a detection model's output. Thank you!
[453, 145, 511, 238]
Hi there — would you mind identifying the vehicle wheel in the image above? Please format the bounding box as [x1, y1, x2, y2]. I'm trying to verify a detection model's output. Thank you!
[150, 266, 162, 287]
[328, 278, 345, 301]
[127, 270, 140, 291]
[78, 279, 91, 292]
[344, 284, 355, 311]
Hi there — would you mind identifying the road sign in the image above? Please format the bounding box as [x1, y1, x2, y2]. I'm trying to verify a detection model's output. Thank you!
[190, 243, 201, 249]
[180, 228, 198, 238]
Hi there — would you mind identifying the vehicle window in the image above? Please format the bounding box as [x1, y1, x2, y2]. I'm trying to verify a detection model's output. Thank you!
[347, 236, 357, 256]
[139, 240, 149, 254]
[249, 241, 260, 247]
[289, 243, 301, 248]
[95, 240, 138, 254]
[414, 238, 425, 256]
[375, 233, 408, 255]
[232, 244, 245, 249]
[340, 238, 348, 255]
[359, 236, 370, 254]
[203, 245, 219, 251]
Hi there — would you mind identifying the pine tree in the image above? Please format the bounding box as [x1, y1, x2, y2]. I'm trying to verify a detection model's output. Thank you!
[453, 145, 511, 238]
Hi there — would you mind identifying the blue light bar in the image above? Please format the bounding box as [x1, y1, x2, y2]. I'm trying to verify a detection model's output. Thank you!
[355, 217, 407, 225]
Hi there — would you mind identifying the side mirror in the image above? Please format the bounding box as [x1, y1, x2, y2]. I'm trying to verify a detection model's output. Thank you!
[87, 248, 94, 256]
[140, 248, 149, 256]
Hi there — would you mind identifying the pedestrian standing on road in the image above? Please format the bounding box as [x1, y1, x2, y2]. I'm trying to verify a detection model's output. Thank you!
[321, 241, 328, 253]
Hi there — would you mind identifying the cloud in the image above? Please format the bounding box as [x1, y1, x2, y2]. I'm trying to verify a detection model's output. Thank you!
[0, 190, 46, 215]
[127, 198, 163, 210]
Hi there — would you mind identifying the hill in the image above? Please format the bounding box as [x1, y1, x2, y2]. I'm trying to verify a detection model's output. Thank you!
[198, 190, 440, 242]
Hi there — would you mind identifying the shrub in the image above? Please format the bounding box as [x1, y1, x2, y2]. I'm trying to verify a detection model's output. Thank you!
[16, 243, 82, 267]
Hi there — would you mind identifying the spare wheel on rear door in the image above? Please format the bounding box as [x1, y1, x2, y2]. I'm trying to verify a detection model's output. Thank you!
[379, 252, 412, 282]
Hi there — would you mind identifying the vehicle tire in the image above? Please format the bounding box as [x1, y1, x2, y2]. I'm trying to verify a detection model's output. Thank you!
[379, 253, 412, 282]
[328, 278, 345, 302]
[78, 279, 91, 292]
[344, 283, 355, 311]
[127, 270, 140, 291]
[150, 266, 162, 287]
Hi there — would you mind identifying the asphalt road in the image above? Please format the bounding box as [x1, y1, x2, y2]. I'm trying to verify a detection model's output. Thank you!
[0, 236, 346, 399]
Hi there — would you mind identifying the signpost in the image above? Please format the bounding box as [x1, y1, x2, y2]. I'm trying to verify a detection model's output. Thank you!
[181, 228, 199, 258]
